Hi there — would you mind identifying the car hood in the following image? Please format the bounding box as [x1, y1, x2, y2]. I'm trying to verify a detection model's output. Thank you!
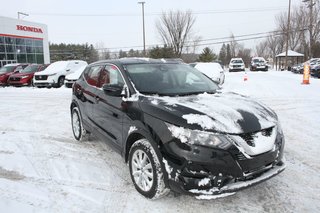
[66, 65, 87, 80]
[10, 72, 34, 77]
[139, 92, 277, 134]
[0, 72, 12, 76]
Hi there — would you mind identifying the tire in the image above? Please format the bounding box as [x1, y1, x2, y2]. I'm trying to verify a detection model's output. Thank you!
[129, 138, 169, 199]
[56, 76, 65, 88]
[71, 107, 87, 141]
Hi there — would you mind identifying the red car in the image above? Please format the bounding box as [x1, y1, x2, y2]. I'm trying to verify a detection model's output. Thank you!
[0, 64, 28, 86]
[8, 64, 49, 86]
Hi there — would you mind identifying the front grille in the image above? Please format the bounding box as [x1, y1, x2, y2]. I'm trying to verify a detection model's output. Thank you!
[9, 77, 21, 82]
[35, 75, 48, 80]
[235, 152, 247, 161]
[239, 127, 274, 147]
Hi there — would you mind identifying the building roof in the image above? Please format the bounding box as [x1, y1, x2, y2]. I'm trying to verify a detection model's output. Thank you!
[276, 50, 304, 57]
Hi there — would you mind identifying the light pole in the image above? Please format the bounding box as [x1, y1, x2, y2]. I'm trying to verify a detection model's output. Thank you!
[138, 2, 146, 56]
[18, 12, 29, 19]
[303, 0, 315, 58]
[285, 0, 291, 71]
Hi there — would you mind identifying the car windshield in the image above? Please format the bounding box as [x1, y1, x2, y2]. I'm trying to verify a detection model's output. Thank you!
[0, 66, 15, 73]
[253, 59, 264, 63]
[231, 60, 243, 64]
[125, 63, 219, 96]
[21, 65, 39, 73]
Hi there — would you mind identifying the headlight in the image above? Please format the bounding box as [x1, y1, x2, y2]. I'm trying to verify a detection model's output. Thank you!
[166, 123, 232, 149]
[21, 76, 29, 79]
[47, 73, 57, 76]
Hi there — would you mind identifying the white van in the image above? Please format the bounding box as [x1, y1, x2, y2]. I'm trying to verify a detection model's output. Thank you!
[33, 60, 88, 88]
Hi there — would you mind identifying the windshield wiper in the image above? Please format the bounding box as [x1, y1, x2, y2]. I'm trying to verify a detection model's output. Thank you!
[177, 90, 216, 96]
[139, 91, 167, 96]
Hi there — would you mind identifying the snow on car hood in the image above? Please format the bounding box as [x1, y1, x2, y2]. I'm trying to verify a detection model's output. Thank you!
[140, 92, 277, 134]
[195, 63, 223, 80]
[65, 65, 86, 80]
[35, 61, 69, 75]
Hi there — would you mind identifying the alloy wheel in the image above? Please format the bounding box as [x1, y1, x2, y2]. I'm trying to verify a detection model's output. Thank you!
[131, 149, 154, 192]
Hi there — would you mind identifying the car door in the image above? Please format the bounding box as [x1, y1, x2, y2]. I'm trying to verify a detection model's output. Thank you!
[92, 64, 126, 150]
[80, 65, 104, 123]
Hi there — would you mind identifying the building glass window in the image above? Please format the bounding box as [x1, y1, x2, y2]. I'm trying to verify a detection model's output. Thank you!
[0, 54, 6, 60]
[0, 36, 44, 66]
[5, 37, 15, 44]
[6, 45, 16, 53]
[0, 45, 5, 53]
[16, 38, 26, 45]
[17, 54, 27, 63]
[7, 54, 15, 60]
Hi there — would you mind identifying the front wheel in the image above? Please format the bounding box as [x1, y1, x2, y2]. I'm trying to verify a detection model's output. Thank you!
[129, 139, 169, 199]
[56, 76, 65, 88]
[71, 107, 87, 141]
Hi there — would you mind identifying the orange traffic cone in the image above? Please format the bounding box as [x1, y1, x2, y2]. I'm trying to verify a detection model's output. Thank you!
[244, 72, 248, 81]
[302, 64, 310, 85]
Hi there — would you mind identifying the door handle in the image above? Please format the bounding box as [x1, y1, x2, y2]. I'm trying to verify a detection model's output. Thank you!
[112, 112, 118, 118]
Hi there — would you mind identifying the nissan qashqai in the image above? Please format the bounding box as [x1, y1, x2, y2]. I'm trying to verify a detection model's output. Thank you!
[70, 58, 285, 199]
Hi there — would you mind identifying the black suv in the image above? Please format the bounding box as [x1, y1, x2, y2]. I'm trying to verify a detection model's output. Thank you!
[70, 58, 285, 199]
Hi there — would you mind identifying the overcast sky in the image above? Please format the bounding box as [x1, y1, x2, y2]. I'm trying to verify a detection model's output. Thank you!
[3, 0, 303, 53]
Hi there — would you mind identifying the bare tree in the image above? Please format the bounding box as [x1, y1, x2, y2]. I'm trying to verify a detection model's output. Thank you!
[229, 33, 239, 58]
[156, 10, 196, 56]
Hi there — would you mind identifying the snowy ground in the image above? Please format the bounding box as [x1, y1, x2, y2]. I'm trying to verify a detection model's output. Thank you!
[0, 71, 319, 213]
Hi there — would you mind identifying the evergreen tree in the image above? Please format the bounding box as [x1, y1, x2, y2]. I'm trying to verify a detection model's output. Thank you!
[198, 47, 217, 62]
[148, 45, 175, 58]
[119, 50, 127, 58]
[218, 43, 227, 66]
[226, 44, 232, 64]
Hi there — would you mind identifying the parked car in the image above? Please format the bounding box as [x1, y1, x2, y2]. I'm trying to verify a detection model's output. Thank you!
[291, 63, 304, 74]
[70, 58, 285, 199]
[64, 65, 87, 88]
[7, 64, 48, 86]
[311, 64, 320, 78]
[0, 63, 28, 86]
[190, 62, 225, 85]
[229, 58, 245, 72]
[33, 60, 88, 88]
[250, 57, 268, 71]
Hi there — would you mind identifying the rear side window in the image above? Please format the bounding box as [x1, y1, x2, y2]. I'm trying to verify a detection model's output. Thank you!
[98, 65, 124, 88]
[84, 65, 103, 87]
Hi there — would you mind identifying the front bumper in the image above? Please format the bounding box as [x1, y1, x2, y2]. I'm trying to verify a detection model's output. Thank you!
[64, 80, 76, 88]
[162, 133, 285, 197]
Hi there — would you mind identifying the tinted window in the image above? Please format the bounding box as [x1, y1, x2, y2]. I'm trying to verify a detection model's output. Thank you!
[98, 65, 124, 88]
[84, 66, 103, 87]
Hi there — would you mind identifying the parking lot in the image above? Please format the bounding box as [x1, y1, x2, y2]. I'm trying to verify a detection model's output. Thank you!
[0, 70, 319, 213]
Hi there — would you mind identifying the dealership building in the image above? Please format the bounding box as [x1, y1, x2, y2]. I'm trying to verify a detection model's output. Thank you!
[0, 16, 50, 67]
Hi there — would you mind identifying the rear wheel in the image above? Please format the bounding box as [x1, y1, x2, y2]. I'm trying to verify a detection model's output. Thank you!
[129, 139, 169, 199]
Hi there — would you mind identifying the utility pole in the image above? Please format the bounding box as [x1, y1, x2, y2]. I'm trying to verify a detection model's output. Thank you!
[303, 0, 316, 58]
[285, 0, 291, 71]
[138, 2, 146, 56]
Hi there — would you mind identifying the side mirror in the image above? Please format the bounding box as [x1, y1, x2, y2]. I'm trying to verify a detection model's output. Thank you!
[102, 84, 124, 97]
